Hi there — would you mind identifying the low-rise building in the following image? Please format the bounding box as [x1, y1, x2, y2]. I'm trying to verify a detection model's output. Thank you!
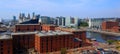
[14, 24, 42, 32]
[88, 18, 116, 29]
[102, 21, 120, 32]
[0, 35, 13, 54]
[42, 24, 57, 31]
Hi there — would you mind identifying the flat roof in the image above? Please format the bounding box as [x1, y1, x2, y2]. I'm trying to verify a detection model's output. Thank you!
[0, 35, 12, 39]
[11, 32, 37, 35]
[56, 27, 86, 32]
[11, 30, 73, 37]
[16, 24, 40, 25]
[38, 30, 72, 37]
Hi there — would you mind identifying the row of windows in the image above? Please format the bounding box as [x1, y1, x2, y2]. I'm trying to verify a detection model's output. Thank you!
[0, 50, 11, 54]
[40, 39, 81, 52]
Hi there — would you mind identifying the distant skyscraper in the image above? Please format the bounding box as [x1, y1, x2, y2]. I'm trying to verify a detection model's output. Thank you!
[21, 13, 25, 18]
[65, 17, 80, 28]
[39, 16, 50, 24]
[27, 13, 30, 19]
[35, 15, 40, 19]
[12, 16, 17, 25]
[56, 16, 65, 26]
[13, 16, 16, 21]
[32, 12, 35, 18]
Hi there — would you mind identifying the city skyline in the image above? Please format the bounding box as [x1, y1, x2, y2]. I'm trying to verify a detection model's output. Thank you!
[0, 0, 120, 19]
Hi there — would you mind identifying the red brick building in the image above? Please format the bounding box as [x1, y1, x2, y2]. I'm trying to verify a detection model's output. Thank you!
[42, 24, 57, 31]
[35, 31, 85, 54]
[55, 27, 86, 43]
[0, 35, 13, 54]
[11, 32, 36, 51]
[0, 24, 90, 54]
[14, 24, 42, 32]
[102, 21, 120, 32]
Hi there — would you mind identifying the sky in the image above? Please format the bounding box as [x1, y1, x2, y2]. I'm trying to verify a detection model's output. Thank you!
[0, 0, 120, 19]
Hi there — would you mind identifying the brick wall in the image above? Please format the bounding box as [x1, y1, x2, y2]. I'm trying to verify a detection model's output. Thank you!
[102, 21, 119, 32]
[14, 24, 42, 32]
[42, 25, 57, 31]
[12, 34, 35, 50]
[0, 39, 13, 54]
[35, 32, 87, 53]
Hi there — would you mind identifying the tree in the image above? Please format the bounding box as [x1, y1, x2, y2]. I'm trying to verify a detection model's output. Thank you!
[80, 22, 88, 27]
[61, 48, 67, 54]
[107, 40, 116, 45]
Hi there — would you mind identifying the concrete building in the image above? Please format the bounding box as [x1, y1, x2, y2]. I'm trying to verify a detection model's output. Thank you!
[56, 16, 66, 26]
[65, 17, 80, 28]
[54, 16, 80, 28]
[39, 16, 51, 24]
[88, 18, 117, 29]
[18, 13, 31, 23]
[0, 35, 13, 54]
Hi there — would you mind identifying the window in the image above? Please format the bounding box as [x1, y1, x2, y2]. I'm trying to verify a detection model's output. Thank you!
[1, 48, 3, 50]
[1, 52, 3, 54]
[8, 50, 10, 53]
[34, 28, 36, 31]
[0, 41, 3, 43]
[18, 29, 20, 31]
[0, 44, 3, 47]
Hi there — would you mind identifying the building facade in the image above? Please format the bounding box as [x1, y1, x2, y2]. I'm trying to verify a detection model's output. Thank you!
[0, 22, 91, 54]
[42, 25, 57, 31]
[11, 32, 36, 53]
[0, 35, 13, 54]
[14, 24, 42, 32]
[35, 30, 89, 54]
[65, 17, 80, 28]
[102, 21, 120, 32]
[39, 16, 51, 24]
[88, 18, 117, 29]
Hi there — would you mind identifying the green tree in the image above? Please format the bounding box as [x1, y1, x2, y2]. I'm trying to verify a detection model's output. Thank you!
[80, 22, 88, 27]
[61, 48, 67, 54]
[107, 40, 116, 45]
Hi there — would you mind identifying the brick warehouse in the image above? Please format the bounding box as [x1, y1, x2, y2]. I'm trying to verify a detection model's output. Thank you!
[35, 30, 87, 53]
[42, 24, 58, 31]
[102, 21, 120, 32]
[0, 35, 13, 54]
[11, 32, 36, 53]
[0, 24, 91, 54]
[14, 24, 42, 32]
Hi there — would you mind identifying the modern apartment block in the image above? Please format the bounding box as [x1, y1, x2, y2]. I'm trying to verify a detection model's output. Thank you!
[65, 17, 80, 28]
[55, 16, 81, 28]
[39, 16, 51, 24]
[102, 21, 120, 32]
[0, 35, 13, 54]
[88, 18, 117, 29]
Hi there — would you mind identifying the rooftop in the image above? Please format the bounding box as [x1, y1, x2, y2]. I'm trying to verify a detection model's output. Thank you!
[0, 35, 12, 39]
[11, 30, 72, 36]
[56, 27, 85, 32]
[11, 32, 37, 35]
[20, 18, 39, 24]
[16, 24, 40, 25]
[38, 30, 72, 36]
